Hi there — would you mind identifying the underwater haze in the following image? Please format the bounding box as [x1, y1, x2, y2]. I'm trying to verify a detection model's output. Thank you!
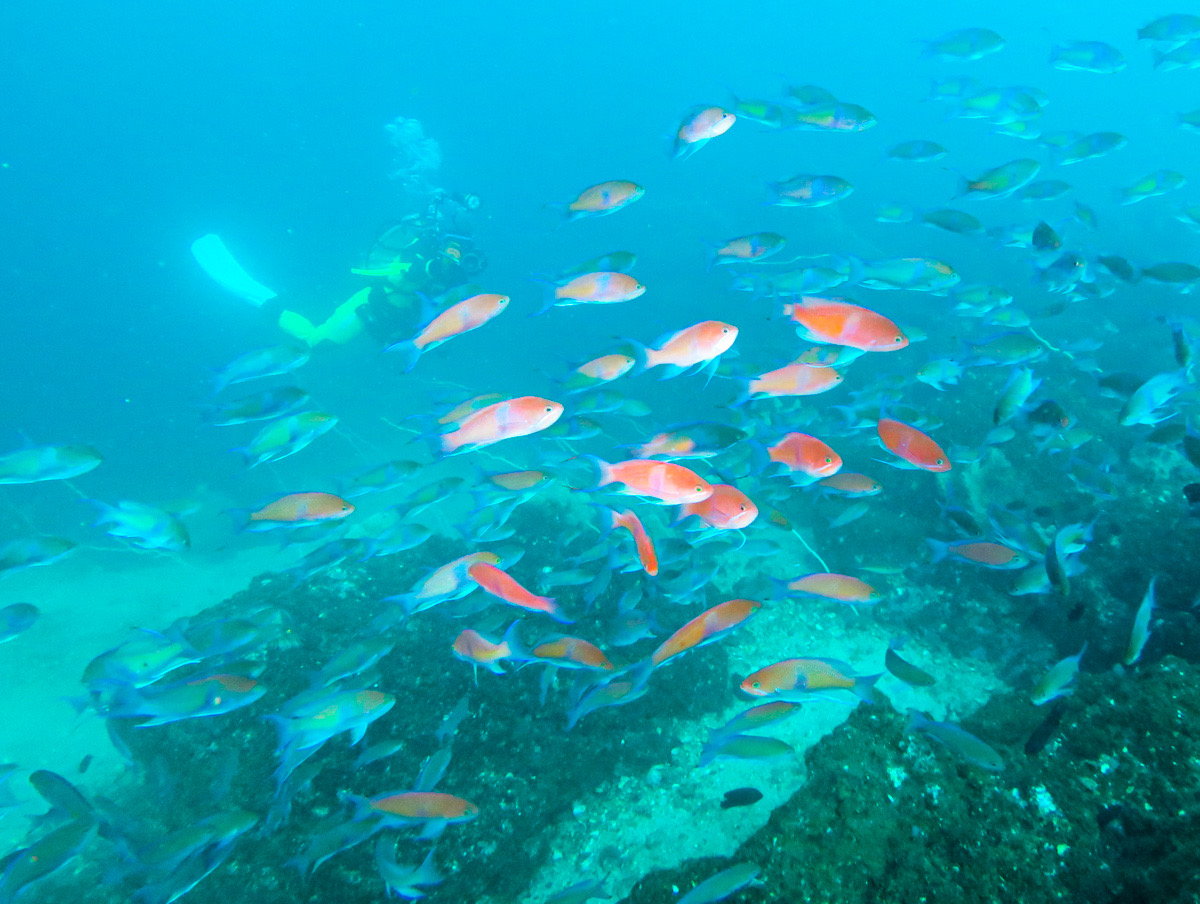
[3, 0, 1200, 902]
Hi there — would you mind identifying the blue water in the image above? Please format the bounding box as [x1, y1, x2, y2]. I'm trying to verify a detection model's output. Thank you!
[2, 0, 1199, 898]
[3, 0, 1194, 514]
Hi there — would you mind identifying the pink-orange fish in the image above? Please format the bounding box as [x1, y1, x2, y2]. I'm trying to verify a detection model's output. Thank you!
[767, 434, 842, 480]
[652, 599, 762, 667]
[673, 106, 736, 159]
[562, 353, 636, 394]
[388, 293, 509, 371]
[745, 363, 844, 400]
[248, 492, 354, 524]
[876, 418, 951, 472]
[559, 180, 645, 221]
[741, 657, 881, 702]
[452, 626, 516, 675]
[785, 573, 881, 604]
[638, 321, 738, 375]
[439, 396, 563, 455]
[553, 272, 645, 305]
[605, 507, 659, 575]
[589, 457, 713, 504]
[783, 298, 908, 352]
[678, 484, 758, 530]
[468, 562, 572, 623]
[355, 791, 480, 825]
[531, 636, 614, 670]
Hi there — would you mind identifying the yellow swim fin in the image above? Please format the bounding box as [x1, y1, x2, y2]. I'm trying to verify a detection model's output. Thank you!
[320, 289, 372, 344]
[278, 310, 322, 346]
[350, 260, 412, 278]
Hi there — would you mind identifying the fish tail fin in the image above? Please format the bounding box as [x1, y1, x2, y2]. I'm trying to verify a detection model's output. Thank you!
[903, 708, 932, 734]
[501, 620, 532, 662]
[925, 538, 950, 563]
[854, 671, 884, 704]
[578, 454, 610, 490]
[529, 277, 560, 316]
[385, 339, 421, 372]
[225, 507, 252, 533]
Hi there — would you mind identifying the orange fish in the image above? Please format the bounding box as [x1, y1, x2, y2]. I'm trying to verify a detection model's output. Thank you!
[741, 657, 881, 702]
[554, 272, 645, 305]
[560, 180, 645, 221]
[531, 636, 614, 670]
[638, 321, 738, 376]
[673, 106, 736, 159]
[589, 457, 713, 504]
[782, 298, 909, 352]
[562, 353, 636, 393]
[439, 396, 564, 454]
[876, 418, 951, 472]
[817, 472, 882, 497]
[745, 363, 844, 400]
[784, 573, 881, 604]
[353, 791, 480, 826]
[678, 484, 758, 530]
[452, 626, 517, 675]
[652, 599, 762, 667]
[388, 293, 509, 371]
[605, 507, 659, 575]
[248, 492, 354, 525]
[767, 434, 842, 481]
[468, 562, 572, 623]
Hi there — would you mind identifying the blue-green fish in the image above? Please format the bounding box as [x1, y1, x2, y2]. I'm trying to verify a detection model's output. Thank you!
[906, 710, 1004, 771]
[921, 209, 984, 236]
[0, 603, 39, 643]
[699, 733, 795, 765]
[213, 345, 309, 392]
[958, 159, 1040, 199]
[678, 864, 762, 904]
[1049, 131, 1127, 165]
[1138, 13, 1200, 42]
[922, 27, 1005, 60]
[1014, 180, 1071, 201]
[201, 386, 312, 426]
[1154, 40, 1200, 70]
[234, 411, 338, 467]
[0, 536, 75, 576]
[768, 173, 853, 207]
[854, 257, 960, 292]
[0, 444, 102, 484]
[1051, 40, 1126, 73]
[92, 500, 189, 550]
[1118, 170, 1186, 205]
[1119, 371, 1189, 426]
[886, 140, 947, 162]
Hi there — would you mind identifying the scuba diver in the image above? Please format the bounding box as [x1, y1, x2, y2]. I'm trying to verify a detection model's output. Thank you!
[191, 117, 485, 350]
[281, 189, 486, 348]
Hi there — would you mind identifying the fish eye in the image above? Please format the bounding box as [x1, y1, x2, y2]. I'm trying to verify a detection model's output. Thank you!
[825, 457, 833, 463]
[545, 406, 554, 413]
[739, 505, 746, 511]
[695, 486, 704, 493]
[895, 336, 903, 342]
[935, 459, 945, 465]
[751, 681, 761, 689]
